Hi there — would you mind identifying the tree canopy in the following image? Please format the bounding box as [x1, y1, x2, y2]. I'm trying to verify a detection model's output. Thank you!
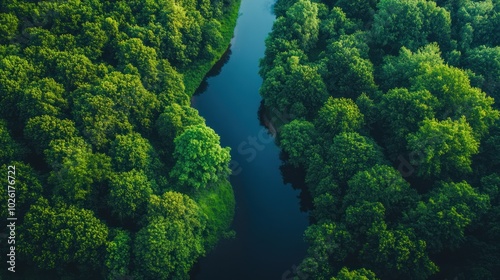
[260, 0, 500, 278]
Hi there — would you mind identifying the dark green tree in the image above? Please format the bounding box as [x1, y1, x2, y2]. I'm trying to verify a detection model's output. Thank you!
[108, 170, 153, 220]
[321, 33, 377, 98]
[327, 132, 384, 182]
[315, 97, 364, 141]
[105, 229, 131, 280]
[279, 119, 317, 167]
[407, 181, 490, 252]
[20, 198, 109, 270]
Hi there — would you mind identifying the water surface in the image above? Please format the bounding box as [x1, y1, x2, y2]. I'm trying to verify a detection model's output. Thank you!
[191, 0, 309, 279]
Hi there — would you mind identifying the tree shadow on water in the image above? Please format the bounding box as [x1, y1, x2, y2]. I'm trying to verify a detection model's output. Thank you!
[194, 46, 233, 95]
[279, 151, 313, 213]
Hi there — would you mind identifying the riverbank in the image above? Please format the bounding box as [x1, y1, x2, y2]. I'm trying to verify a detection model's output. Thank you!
[182, 0, 242, 95]
[190, 0, 309, 278]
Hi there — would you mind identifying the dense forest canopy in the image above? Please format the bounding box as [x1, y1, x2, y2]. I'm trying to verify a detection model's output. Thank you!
[0, 0, 239, 279]
[261, 0, 500, 279]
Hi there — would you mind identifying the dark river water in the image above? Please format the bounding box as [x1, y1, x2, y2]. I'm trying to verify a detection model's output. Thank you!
[190, 0, 309, 279]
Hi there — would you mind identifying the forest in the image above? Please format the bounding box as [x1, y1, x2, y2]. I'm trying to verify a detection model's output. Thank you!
[0, 0, 240, 279]
[260, 0, 500, 279]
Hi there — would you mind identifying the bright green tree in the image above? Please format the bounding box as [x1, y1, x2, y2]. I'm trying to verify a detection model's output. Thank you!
[345, 165, 419, 221]
[332, 267, 379, 280]
[406, 117, 479, 177]
[170, 125, 230, 189]
[260, 55, 328, 119]
[379, 88, 438, 155]
[371, 0, 451, 53]
[24, 115, 78, 154]
[134, 191, 206, 280]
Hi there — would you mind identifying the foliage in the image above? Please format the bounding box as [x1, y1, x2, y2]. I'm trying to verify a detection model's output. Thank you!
[170, 125, 231, 190]
[0, 0, 239, 277]
[406, 117, 479, 177]
[261, 0, 500, 278]
[20, 198, 109, 269]
[279, 119, 318, 167]
[134, 191, 207, 279]
[105, 230, 131, 280]
[315, 97, 364, 140]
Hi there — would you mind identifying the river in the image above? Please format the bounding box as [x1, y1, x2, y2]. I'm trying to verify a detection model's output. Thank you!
[190, 0, 309, 279]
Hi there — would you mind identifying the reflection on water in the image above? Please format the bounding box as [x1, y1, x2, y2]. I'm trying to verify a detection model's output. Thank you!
[190, 0, 309, 279]
[194, 47, 233, 95]
[279, 157, 313, 213]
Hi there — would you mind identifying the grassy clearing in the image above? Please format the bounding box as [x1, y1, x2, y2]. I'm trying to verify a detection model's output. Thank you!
[194, 179, 236, 250]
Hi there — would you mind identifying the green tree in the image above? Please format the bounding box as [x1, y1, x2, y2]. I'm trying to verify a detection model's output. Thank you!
[117, 38, 158, 90]
[455, 0, 500, 48]
[200, 19, 223, 60]
[109, 132, 158, 172]
[345, 165, 418, 221]
[20, 198, 109, 270]
[72, 93, 133, 150]
[406, 117, 479, 177]
[315, 97, 364, 141]
[79, 21, 108, 59]
[76, 72, 160, 132]
[105, 230, 131, 280]
[334, 0, 378, 23]
[260, 55, 328, 119]
[53, 51, 101, 90]
[156, 103, 205, 146]
[371, 0, 451, 53]
[411, 63, 499, 138]
[321, 33, 377, 98]
[0, 119, 24, 163]
[327, 132, 384, 182]
[24, 115, 78, 154]
[464, 46, 500, 101]
[18, 78, 68, 122]
[360, 226, 438, 279]
[332, 267, 379, 280]
[45, 137, 111, 205]
[108, 170, 153, 220]
[156, 59, 189, 106]
[279, 119, 317, 167]
[379, 43, 444, 91]
[170, 125, 230, 190]
[379, 88, 437, 156]
[284, 0, 320, 51]
[134, 191, 206, 280]
[0, 12, 18, 43]
[0, 55, 36, 118]
[299, 222, 354, 278]
[407, 181, 490, 252]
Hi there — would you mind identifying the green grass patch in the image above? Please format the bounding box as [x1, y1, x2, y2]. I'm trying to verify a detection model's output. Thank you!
[182, 0, 241, 95]
[194, 179, 236, 250]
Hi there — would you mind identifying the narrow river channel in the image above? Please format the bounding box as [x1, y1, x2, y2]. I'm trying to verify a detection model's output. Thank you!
[190, 0, 309, 279]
